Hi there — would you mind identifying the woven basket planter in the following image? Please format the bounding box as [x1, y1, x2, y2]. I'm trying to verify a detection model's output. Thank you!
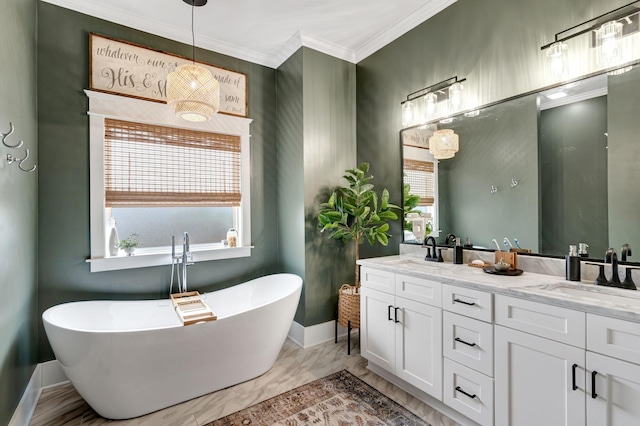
[337, 284, 360, 329]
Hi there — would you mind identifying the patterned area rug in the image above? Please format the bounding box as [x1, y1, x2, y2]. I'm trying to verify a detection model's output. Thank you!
[206, 370, 430, 426]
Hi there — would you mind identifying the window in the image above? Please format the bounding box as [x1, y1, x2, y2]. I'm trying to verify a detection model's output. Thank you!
[86, 90, 252, 272]
[403, 148, 439, 240]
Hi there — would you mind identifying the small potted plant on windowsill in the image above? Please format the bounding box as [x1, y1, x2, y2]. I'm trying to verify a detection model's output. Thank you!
[119, 233, 140, 256]
[317, 162, 400, 331]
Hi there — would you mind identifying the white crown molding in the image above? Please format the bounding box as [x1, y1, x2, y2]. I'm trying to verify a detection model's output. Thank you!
[40, 0, 275, 67]
[41, 0, 456, 69]
[299, 33, 357, 64]
[540, 87, 608, 110]
[355, 0, 458, 62]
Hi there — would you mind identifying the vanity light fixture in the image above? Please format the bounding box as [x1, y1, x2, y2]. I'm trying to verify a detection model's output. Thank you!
[541, 1, 639, 78]
[464, 110, 480, 118]
[400, 76, 466, 127]
[401, 101, 414, 126]
[167, 0, 220, 122]
[596, 20, 624, 67]
[429, 129, 459, 160]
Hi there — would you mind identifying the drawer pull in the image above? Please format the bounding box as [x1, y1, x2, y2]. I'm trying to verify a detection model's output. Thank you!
[394, 307, 401, 323]
[454, 337, 477, 347]
[592, 371, 598, 399]
[453, 298, 476, 306]
[572, 364, 578, 391]
[455, 386, 477, 399]
[388, 305, 393, 321]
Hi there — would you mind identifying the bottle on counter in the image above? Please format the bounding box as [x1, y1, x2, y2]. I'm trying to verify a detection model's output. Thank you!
[453, 237, 464, 264]
[566, 244, 581, 281]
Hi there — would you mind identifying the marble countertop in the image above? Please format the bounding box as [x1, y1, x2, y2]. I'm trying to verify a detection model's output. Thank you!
[357, 255, 640, 323]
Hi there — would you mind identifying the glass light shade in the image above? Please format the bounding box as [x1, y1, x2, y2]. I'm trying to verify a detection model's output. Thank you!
[546, 42, 568, 78]
[402, 101, 414, 127]
[424, 92, 438, 119]
[429, 129, 459, 160]
[596, 21, 624, 67]
[167, 64, 220, 122]
[448, 82, 464, 112]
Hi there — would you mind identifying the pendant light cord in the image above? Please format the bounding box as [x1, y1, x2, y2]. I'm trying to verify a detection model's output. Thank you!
[191, 1, 195, 64]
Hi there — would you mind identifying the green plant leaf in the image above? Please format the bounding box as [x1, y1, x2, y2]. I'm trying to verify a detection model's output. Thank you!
[376, 232, 389, 246]
[381, 188, 389, 209]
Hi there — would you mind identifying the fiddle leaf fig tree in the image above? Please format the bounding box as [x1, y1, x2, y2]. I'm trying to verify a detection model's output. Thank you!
[317, 162, 400, 288]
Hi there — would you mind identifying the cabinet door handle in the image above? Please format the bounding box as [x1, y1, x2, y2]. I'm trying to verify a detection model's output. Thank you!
[453, 298, 476, 306]
[394, 307, 401, 323]
[455, 386, 477, 399]
[455, 337, 477, 347]
[591, 371, 598, 399]
[388, 305, 393, 321]
[572, 364, 578, 391]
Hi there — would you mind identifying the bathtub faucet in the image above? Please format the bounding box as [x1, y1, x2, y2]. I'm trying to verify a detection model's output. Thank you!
[181, 232, 194, 292]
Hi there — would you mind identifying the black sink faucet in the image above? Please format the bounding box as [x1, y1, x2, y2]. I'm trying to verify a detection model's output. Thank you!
[621, 244, 637, 290]
[423, 236, 443, 262]
[604, 248, 622, 286]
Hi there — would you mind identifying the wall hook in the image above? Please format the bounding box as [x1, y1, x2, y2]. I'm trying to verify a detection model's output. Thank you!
[511, 178, 518, 188]
[490, 185, 498, 194]
[7, 149, 37, 173]
[1, 122, 24, 149]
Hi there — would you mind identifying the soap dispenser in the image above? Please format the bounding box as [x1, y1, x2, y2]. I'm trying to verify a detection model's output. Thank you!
[566, 244, 581, 281]
[453, 237, 464, 264]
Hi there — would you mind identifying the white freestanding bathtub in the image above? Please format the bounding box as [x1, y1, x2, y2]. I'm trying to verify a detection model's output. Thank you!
[42, 273, 303, 420]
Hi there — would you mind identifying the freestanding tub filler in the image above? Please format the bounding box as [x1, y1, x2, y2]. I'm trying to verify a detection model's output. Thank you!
[42, 273, 303, 419]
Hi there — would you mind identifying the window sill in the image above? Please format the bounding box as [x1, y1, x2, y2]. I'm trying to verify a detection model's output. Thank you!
[87, 245, 252, 273]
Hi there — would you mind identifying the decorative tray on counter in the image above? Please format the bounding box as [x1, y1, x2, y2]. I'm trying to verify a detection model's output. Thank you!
[482, 266, 524, 276]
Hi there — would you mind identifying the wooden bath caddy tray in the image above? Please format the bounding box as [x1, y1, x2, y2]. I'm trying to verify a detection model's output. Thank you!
[170, 291, 217, 326]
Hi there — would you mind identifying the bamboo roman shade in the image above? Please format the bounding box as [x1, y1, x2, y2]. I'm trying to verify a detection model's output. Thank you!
[104, 119, 241, 207]
[403, 159, 435, 206]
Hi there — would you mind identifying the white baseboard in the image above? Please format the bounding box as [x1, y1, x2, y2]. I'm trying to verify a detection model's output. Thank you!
[40, 359, 68, 388]
[8, 360, 69, 426]
[9, 365, 42, 426]
[288, 319, 354, 348]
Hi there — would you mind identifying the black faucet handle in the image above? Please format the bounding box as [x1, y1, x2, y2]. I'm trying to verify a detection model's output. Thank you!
[622, 244, 632, 262]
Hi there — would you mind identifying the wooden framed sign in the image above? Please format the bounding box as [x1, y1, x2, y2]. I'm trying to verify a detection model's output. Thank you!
[90, 33, 248, 117]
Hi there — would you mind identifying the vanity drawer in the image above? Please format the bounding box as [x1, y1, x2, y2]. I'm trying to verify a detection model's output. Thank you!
[395, 274, 442, 308]
[444, 358, 494, 426]
[443, 311, 494, 376]
[587, 313, 640, 365]
[360, 267, 395, 294]
[442, 284, 493, 323]
[495, 295, 585, 348]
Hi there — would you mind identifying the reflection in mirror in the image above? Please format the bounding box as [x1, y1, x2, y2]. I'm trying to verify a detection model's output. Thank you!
[401, 66, 640, 260]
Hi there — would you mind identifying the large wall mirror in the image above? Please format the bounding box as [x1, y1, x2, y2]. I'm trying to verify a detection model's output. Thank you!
[401, 64, 640, 261]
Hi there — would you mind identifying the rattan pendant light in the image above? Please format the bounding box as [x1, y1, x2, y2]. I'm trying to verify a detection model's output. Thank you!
[167, 0, 220, 122]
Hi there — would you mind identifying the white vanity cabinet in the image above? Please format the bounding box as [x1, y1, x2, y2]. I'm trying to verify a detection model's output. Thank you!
[360, 267, 443, 400]
[494, 295, 586, 426]
[585, 314, 640, 426]
[442, 284, 494, 426]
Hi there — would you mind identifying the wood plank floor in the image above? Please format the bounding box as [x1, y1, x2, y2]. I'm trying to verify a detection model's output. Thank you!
[30, 338, 460, 426]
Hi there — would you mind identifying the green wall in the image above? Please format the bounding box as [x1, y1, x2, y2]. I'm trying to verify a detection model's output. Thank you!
[277, 48, 357, 326]
[277, 49, 306, 323]
[356, 0, 631, 258]
[37, 2, 278, 361]
[0, 0, 38, 422]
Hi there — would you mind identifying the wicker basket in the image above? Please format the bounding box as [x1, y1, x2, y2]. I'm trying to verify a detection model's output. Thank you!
[337, 284, 360, 329]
